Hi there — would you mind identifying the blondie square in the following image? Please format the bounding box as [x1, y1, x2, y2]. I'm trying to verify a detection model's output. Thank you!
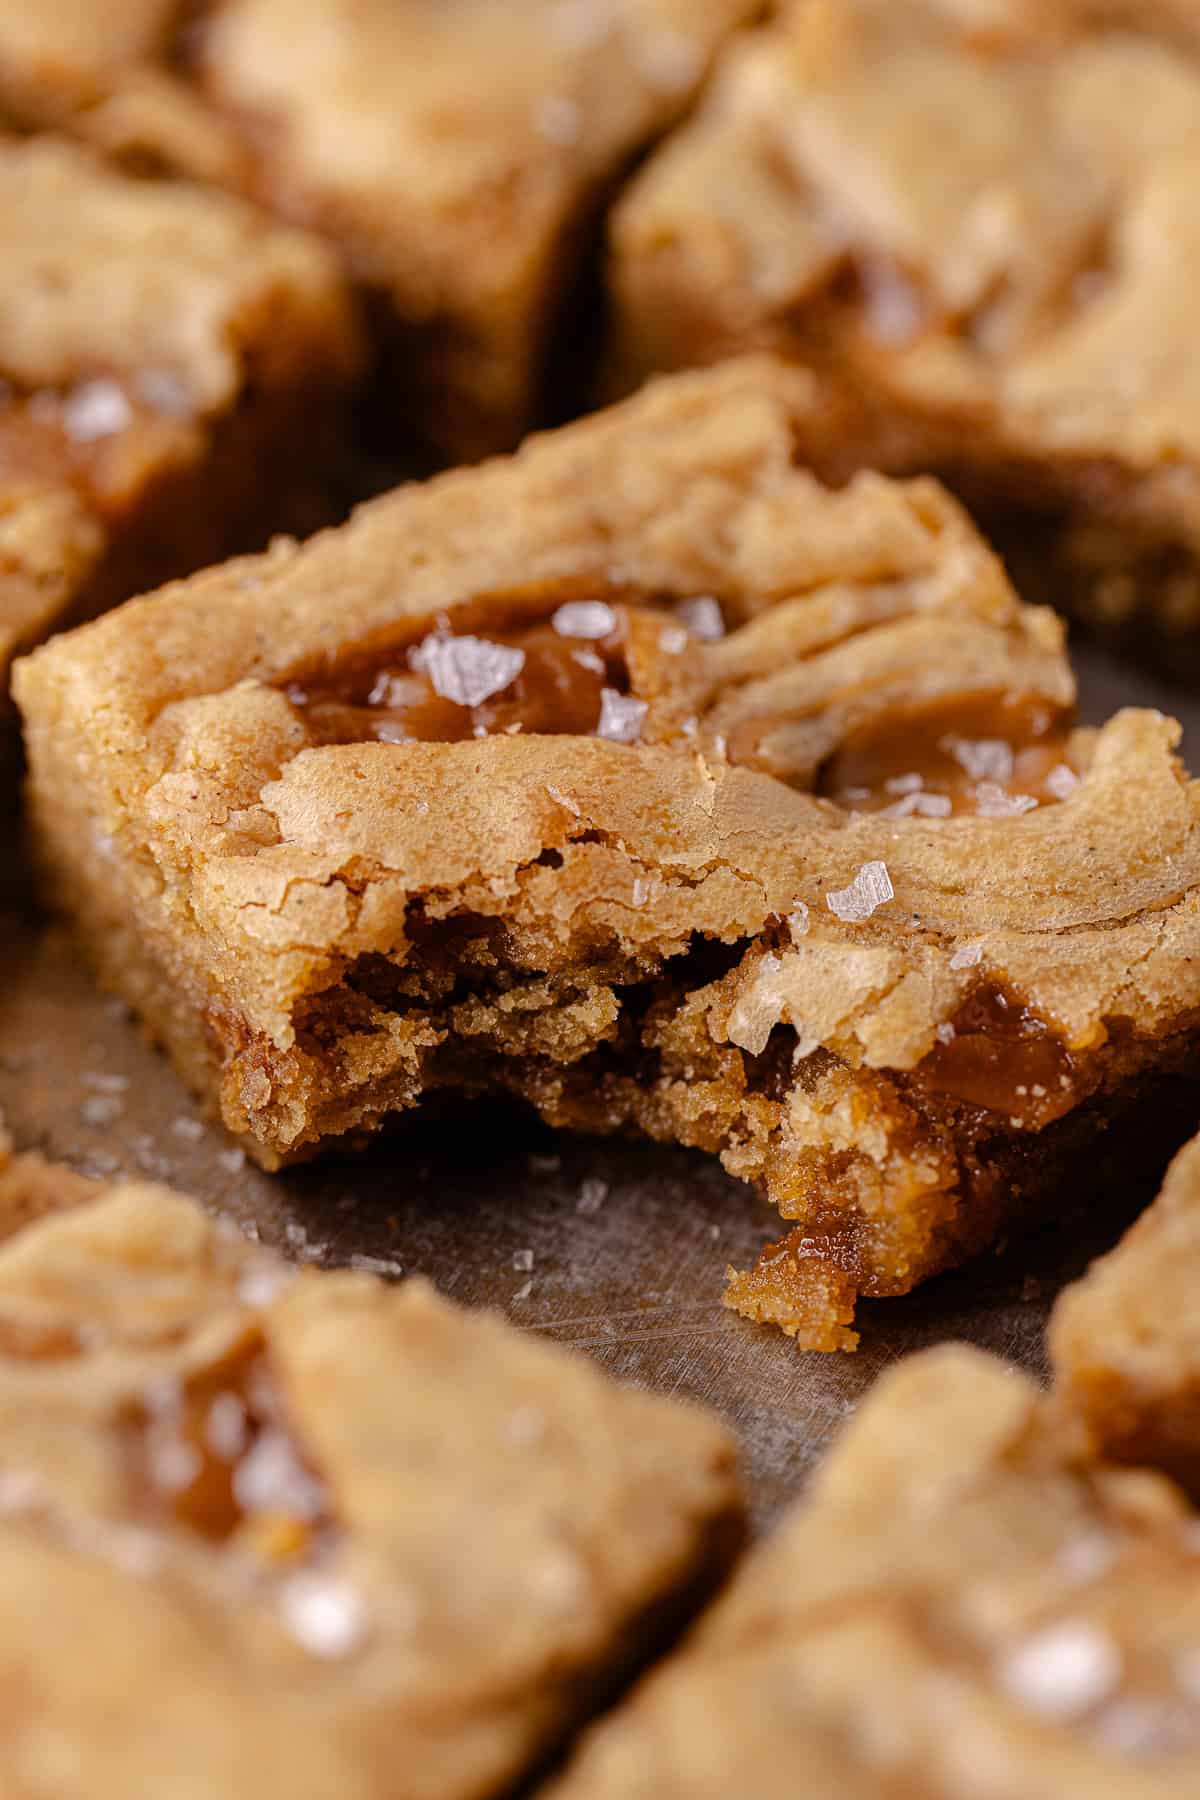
[0, 1131, 741, 1796]
[609, 1, 1200, 646]
[0, 131, 359, 733]
[1052, 1132, 1200, 1495]
[17, 359, 1200, 1350]
[0, 0, 756, 463]
[551, 1345, 1200, 1797]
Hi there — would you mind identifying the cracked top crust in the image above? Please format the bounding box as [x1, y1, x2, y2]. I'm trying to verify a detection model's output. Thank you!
[552, 1345, 1200, 1797]
[609, 1, 1200, 539]
[0, 1134, 740, 1798]
[16, 356, 1200, 1113]
[1052, 1132, 1200, 1496]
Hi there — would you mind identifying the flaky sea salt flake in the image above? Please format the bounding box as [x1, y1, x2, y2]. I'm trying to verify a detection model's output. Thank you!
[944, 735, 1014, 783]
[677, 595, 725, 640]
[552, 599, 617, 639]
[280, 1573, 368, 1659]
[62, 378, 133, 443]
[826, 861, 894, 923]
[577, 1177, 608, 1215]
[950, 942, 983, 970]
[999, 1620, 1122, 1720]
[417, 635, 525, 708]
[1046, 763, 1080, 800]
[597, 689, 647, 744]
[975, 783, 1038, 818]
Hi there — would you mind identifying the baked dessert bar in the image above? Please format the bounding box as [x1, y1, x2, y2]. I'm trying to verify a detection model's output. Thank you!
[0, 131, 359, 733]
[608, 0, 1200, 646]
[1051, 1131, 1200, 1496]
[0, 0, 756, 464]
[18, 358, 1200, 1351]
[0, 1134, 741, 1796]
[551, 1343, 1200, 1796]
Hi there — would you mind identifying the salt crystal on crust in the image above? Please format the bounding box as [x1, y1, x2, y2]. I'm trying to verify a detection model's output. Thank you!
[233, 1428, 325, 1519]
[950, 942, 983, 970]
[279, 1573, 368, 1659]
[998, 1620, 1122, 1720]
[881, 792, 952, 820]
[788, 901, 810, 939]
[677, 595, 725, 640]
[577, 1178, 608, 1215]
[597, 689, 647, 743]
[237, 1262, 294, 1308]
[975, 783, 1039, 818]
[1046, 762, 1080, 800]
[945, 736, 1015, 783]
[62, 378, 133, 443]
[552, 599, 618, 639]
[826, 861, 894, 922]
[416, 635, 525, 708]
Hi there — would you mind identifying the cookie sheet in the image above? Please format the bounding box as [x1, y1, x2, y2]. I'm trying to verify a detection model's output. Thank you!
[1, 641, 1194, 1530]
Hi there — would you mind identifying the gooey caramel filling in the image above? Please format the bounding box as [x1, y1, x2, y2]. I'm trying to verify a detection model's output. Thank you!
[916, 984, 1079, 1128]
[286, 596, 727, 748]
[0, 374, 192, 513]
[128, 1339, 331, 1554]
[819, 692, 1077, 819]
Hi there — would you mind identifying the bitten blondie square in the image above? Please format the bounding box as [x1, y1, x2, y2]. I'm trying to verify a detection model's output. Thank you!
[18, 360, 1200, 1349]
[0, 0, 756, 462]
[609, 0, 1200, 643]
[0, 1133, 741, 1797]
[551, 1346, 1200, 1797]
[0, 131, 359, 726]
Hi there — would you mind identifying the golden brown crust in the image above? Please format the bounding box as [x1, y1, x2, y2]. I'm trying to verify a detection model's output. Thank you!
[551, 1345, 1200, 1797]
[0, 1148, 742, 1796]
[1051, 1133, 1200, 1493]
[17, 359, 1200, 1348]
[608, 1, 1200, 632]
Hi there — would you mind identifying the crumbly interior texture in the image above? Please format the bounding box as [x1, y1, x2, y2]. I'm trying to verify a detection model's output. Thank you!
[608, 0, 1200, 641]
[18, 359, 1200, 1350]
[552, 1344, 1200, 1797]
[0, 131, 359, 721]
[1051, 1131, 1200, 1495]
[0, 1155, 741, 1797]
[0, 0, 756, 462]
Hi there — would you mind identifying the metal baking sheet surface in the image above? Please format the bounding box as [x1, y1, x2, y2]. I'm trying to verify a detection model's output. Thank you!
[1, 640, 1195, 1529]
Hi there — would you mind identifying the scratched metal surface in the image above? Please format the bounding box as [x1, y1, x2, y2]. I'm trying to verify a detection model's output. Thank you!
[0, 641, 1196, 1530]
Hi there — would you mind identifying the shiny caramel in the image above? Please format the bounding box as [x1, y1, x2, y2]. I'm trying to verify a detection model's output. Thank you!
[289, 615, 632, 746]
[130, 1340, 329, 1548]
[916, 984, 1078, 1127]
[819, 692, 1075, 819]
